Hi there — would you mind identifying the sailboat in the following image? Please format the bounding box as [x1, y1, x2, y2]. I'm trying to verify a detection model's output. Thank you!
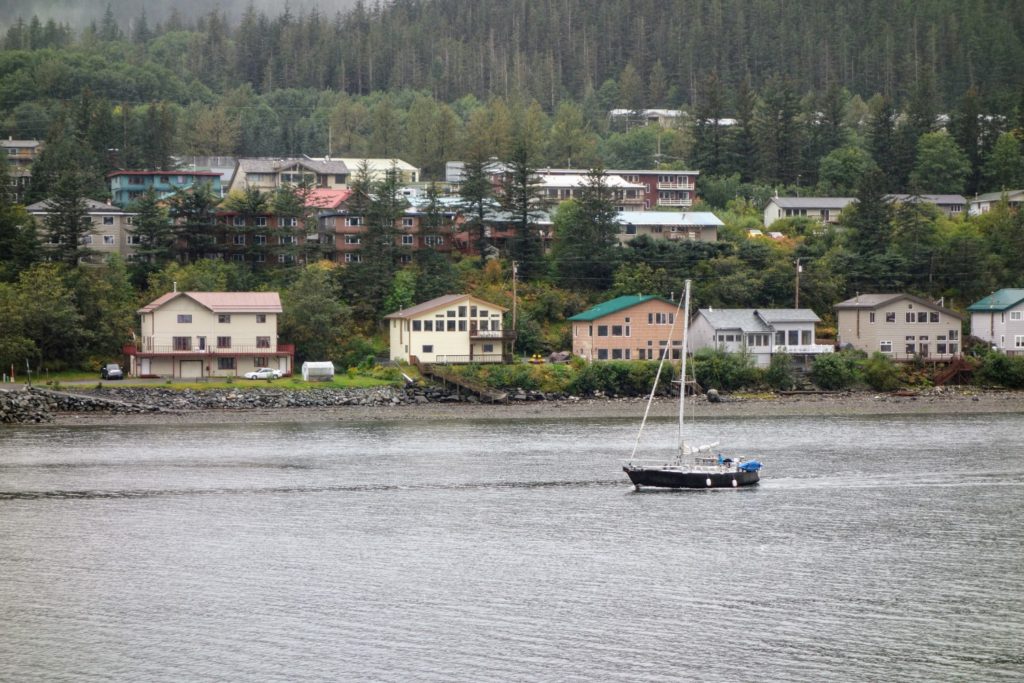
[622, 279, 762, 490]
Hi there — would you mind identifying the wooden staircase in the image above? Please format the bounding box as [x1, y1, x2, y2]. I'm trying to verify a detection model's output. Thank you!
[932, 356, 976, 386]
[410, 356, 509, 403]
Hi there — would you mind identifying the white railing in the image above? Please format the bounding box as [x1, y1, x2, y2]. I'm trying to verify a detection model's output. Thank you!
[773, 344, 834, 355]
[655, 198, 694, 207]
[656, 182, 695, 190]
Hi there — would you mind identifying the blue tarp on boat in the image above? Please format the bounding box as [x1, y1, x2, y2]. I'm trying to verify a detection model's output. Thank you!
[739, 460, 763, 472]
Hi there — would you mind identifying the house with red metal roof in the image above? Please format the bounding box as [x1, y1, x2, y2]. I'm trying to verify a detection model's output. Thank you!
[126, 291, 294, 379]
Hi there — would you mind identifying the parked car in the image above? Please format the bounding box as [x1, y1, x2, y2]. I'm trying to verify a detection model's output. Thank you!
[101, 363, 124, 380]
[244, 367, 283, 380]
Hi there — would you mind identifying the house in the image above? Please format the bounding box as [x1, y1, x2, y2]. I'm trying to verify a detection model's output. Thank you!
[969, 190, 1024, 215]
[688, 308, 832, 368]
[314, 157, 420, 185]
[2, 138, 42, 203]
[228, 157, 351, 195]
[608, 109, 685, 128]
[834, 294, 964, 360]
[763, 197, 855, 227]
[967, 289, 1024, 355]
[384, 294, 514, 364]
[616, 210, 721, 244]
[108, 170, 223, 207]
[886, 194, 966, 219]
[537, 172, 647, 211]
[539, 167, 699, 210]
[568, 295, 685, 361]
[26, 198, 137, 263]
[126, 291, 294, 379]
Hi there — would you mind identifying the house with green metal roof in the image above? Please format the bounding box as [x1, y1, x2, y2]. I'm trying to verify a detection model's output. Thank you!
[568, 295, 684, 361]
[968, 289, 1024, 354]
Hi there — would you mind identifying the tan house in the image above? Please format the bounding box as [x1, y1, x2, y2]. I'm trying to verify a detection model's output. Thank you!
[616, 211, 721, 244]
[834, 294, 963, 360]
[385, 294, 514, 364]
[763, 197, 855, 227]
[228, 158, 352, 194]
[26, 198, 137, 264]
[568, 295, 685, 361]
[126, 292, 294, 379]
[969, 189, 1024, 215]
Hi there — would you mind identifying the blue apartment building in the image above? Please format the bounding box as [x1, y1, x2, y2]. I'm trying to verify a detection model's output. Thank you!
[108, 170, 223, 207]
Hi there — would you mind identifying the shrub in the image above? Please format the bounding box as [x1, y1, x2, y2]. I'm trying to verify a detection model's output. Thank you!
[975, 352, 1024, 389]
[810, 351, 860, 390]
[764, 353, 795, 391]
[692, 349, 761, 391]
[860, 352, 901, 391]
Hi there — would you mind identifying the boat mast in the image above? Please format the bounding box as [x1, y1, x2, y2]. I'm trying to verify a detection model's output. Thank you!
[678, 279, 691, 453]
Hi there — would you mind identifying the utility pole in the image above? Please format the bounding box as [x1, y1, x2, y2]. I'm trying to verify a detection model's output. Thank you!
[794, 257, 803, 308]
[511, 261, 518, 358]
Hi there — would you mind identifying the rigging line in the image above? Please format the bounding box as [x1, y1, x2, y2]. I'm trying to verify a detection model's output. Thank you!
[629, 287, 686, 461]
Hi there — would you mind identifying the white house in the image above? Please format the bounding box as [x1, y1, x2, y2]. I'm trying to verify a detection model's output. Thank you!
[615, 211, 721, 244]
[127, 291, 293, 379]
[969, 190, 1024, 215]
[763, 197, 855, 227]
[385, 294, 514, 364]
[688, 308, 832, 367]
[967, 289, 1024, 355]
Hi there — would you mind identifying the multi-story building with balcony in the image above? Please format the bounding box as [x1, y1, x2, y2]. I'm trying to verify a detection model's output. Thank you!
[126, 291, 294, 379]
[538, 168, 699, 210]
[688, 308, 833, 368]
[319, 206, 459, 265]
[108, 170, 223, 207]
[2, 138, 42, 203]
[26, 198, 137, 264]
[385, 294, 515, 364]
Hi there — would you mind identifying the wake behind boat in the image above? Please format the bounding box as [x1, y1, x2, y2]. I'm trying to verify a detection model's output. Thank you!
[623, 279, 762, 490]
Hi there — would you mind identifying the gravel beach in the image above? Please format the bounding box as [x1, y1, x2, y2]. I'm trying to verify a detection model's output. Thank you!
[49, 387, 1024, 426]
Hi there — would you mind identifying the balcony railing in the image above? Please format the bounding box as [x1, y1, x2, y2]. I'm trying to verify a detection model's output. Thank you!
[434, 354, 508, 364]
[656, 181, 695, 190]
[469, 329, 517, 340]
[130, 342, 292, 355]
[772, 344, 835, 355]
[656, 198, 694, 207]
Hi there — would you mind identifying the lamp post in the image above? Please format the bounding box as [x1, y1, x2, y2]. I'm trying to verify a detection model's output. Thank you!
[794, 257, 804, 308]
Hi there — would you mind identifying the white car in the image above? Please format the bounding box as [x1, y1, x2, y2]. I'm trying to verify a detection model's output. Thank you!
[244, 367, 283, 380]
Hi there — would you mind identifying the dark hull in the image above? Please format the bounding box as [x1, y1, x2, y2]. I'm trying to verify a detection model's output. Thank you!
[623, 466, 760, 489]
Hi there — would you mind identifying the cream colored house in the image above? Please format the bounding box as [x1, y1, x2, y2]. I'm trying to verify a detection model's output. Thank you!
[763, 197, 854, 227]
[127, 292, 294, 379]
[228, 158, 352, 194]
[834, 293, 963, 360]
[385, 294, 514, 364]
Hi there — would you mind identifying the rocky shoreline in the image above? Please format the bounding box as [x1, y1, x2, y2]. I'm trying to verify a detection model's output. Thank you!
[2, 383, 1022, 426]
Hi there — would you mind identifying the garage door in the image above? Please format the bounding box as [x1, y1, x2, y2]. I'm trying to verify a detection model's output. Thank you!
[179, 360, 203, 378]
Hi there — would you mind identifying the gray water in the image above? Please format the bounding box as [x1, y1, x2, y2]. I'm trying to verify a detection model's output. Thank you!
[1, 412, 1022, 682]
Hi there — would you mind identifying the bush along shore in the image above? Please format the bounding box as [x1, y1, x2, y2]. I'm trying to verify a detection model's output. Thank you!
[0, 384, 572, 424]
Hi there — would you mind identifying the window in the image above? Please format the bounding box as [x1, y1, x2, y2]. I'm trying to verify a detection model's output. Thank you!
[937, 336, 947, 354]
[478, 320, 489, 331]
[611, 325, 623, 336]
[612, 349, 623, 359]
[905, 336, 915, 354]
[624, 224, 637, 235]
[917, 312, 928, 323]
[801, 330, 812, 345]
[597, 325, 609, 337]
[256, 336, 270, 348]
[82, 235, 93, 244]
[788, 330, 799, 345]
[949, 330, 959, 341]
[345, 235, 361, 244]
[929, 312, 939, 322]
[458, 320, 467, 332]
[402, 235, 414, 245]
[177, 314, 192, 323]
[906, 312, 915, 323]
[102, 216, 114, 225]
[233, 216, 245, 227]
[1011, 311, 1023, 321]
[255, 253, 266, 263]
[344, 253, 361, 263]
[231, 254, 245, 262]
[446, 320, 456, 332]
[346, 217, 363, 226]
[597, 349, 609, 360]
[458, 306, 467, 317]
[217, 357, 235, 370]
[233, 235, 246, 245]
[402, 217, 414, 228]
[217, 336, 231, 348]
[470, 306, 477, 317]
[412, 320, 422, 331]
[885, 312, 896, 323]
[172, 336, 191, 351]
[256, 314, 266, 324]
[281, 217, 298, 228]
[869, 312, 876, 323]
[253, 357, 267, 367]
[482, 344, 494, 353]
[278, 254, 295, 263]
[126, 235, 141, 245]
[218, 314, 231, 323]
[1016, 336, 1024, 349]
[255, 235, 267, 245]
[422, 320, 432, 332]
[280, 235, 296, 245]
[880, 340, 893, 353]
[422, 344, 434, 353]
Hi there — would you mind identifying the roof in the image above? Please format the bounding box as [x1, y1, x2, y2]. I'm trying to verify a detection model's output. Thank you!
[538, 174, 645, 190]
[329, 157, 418, 173]
[972, 190, 1024, 203]
[834, 293, 963, 319]
[138, 291, 283, 314]
[0, 139, 41, 148]
[107, 170, 220, 178]
[567, 295, 674, 321]
[617, 211, 723, 227]
[26, 198, 135, 214]
[305, 188, 352, 209]
[236, 157, 351, 175]
[886, 193, 966, 206]
[768, 197, 855, 210]
[967, 289, 1024, 312]
[384, 294, 506, 319]
[696, 308, 821, 331]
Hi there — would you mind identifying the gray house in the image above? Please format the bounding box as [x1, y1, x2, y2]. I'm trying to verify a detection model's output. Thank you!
[967, 289, 1024, 355]
[835, 294, 963, 359]
[688, 308, 832, 367]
